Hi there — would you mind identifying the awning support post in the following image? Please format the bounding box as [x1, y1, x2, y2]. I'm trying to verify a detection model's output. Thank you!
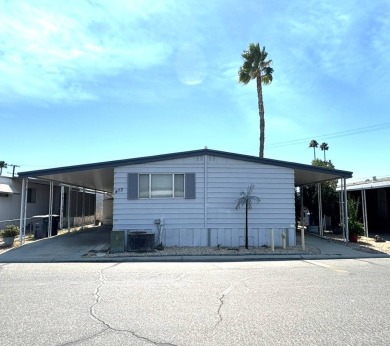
[343, 178, 349, 241]
[19, 178, 28, 244]
[361, 189, 368, 237]
[317, 182, 323, 236]
[67, 186, 71, 233]
[59, 185, 64, 230]
[82, 188, 85, 229]
[48, 180, 53, 237]
[300, 186, 305, 251]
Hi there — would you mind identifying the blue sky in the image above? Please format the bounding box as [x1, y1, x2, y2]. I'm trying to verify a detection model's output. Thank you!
[1, 0, 389, 182]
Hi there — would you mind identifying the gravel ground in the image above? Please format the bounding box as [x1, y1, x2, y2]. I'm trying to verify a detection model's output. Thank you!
[323, 234, 390, 255]
[102, 244, 321, 258]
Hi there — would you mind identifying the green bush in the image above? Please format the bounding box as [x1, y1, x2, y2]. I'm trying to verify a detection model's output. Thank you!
[1, 225, 20, 238]
[348, 198, 364, 236]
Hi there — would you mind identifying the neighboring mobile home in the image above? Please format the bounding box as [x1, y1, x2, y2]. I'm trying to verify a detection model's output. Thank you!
[0, 176, 97, 231]
[18, 149, 353, 251]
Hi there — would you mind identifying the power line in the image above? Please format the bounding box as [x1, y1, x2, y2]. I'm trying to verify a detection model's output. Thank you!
[267, 122, 390, 149]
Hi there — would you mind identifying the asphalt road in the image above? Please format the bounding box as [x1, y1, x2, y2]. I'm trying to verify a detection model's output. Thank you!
[1, 259, 390, 345]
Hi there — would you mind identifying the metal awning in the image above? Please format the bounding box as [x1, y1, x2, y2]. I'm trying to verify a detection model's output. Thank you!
[0, 183, 14, 194]
[18, 149, 353, 192]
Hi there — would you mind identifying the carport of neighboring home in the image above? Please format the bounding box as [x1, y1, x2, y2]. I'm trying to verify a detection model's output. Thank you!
[18, 149, 353, 251]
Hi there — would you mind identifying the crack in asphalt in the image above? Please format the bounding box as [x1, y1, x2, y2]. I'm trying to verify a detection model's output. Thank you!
[61, 263, 178, 346]
[215, 285, 233, 328]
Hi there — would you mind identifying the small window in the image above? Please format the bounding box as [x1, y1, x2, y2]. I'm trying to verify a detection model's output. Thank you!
[139, 174, 185, 199]
[174, 174, 184, 197]
[139, 174, 149, 198]
[27, 188, 36, 203]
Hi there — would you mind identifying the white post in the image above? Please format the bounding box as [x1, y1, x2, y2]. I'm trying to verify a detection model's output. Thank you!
[22, 179, 28, 243]
[300, 186, 305, 251]
[48, 181, 53, 237]
[339, 179, 345, 240]
[318, 182, 323, 236]
[361, 189, 368, 237]
[67, 186, 71, 233]
[82, 188, 85, 229]
[94, 190, 97, 226]
[19, 178, 26, 244]
[271, 228, 274, 251]
[59, 185, 64, 229]
[343, 178, 349, 241]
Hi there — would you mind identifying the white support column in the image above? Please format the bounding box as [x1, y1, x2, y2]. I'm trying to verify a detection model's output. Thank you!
[82, 188, 85, 229]
[67, 186, 71, 233]
[94, 190, 97, 226]
[300, 186, 305, 251]
[48, 180, 53, 237]
[22, 179, 28, 243]
[318, 182, 323, 236]
[361, 189, 368, 237]
[59, 185, 65, 229]
[343, 178, 349, 241]
[204, 155, 208, 229]
[339, 179, 345, 240]
[19, 178, 28, 244]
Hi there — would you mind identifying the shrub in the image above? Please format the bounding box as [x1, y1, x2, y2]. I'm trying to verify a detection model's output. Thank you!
[1, 225, 20, 238]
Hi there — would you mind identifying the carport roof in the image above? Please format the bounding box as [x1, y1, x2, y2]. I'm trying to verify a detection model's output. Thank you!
[18, 149, 353, 192]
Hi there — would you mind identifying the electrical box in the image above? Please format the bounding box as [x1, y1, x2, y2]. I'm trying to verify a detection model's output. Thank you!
[110, 231, 125, 253]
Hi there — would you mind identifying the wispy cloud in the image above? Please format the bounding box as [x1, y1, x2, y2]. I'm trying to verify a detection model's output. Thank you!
[0, 0, 177, 103]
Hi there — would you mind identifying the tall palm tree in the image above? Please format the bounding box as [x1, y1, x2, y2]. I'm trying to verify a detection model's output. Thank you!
[0, 161, 7, 175]
[235, 184, 261, 249]
[320, 142, 329, 161]
[309, 140, 318, 160]
[238, 43, 273, 158]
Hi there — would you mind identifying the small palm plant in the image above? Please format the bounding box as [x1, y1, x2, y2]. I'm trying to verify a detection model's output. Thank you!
[235, 184, 261, 249]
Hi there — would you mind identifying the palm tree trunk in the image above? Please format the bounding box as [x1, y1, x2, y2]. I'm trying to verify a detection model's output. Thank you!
[257, 76, 265, 158]
[313, 148, 316, 160]
[245, 201, 249, 249]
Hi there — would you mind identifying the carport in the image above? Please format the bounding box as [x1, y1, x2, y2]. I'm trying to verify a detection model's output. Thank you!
[17, 149, 353, 247]
[338, 177, 390, 236]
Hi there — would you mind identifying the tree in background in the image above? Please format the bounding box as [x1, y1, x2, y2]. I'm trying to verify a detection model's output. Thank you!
[320, 142, 329, 161]
[309, 140, 318, 160]
[235, 184, 261, 249]
[238, 42, 273, 158]
[0, 161, 7, 175]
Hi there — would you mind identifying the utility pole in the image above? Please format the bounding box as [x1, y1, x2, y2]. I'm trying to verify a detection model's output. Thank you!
[8, 164, 20, 178]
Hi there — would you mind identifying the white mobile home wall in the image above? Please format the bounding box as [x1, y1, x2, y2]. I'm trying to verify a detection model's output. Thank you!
[113, 154, 296, 247]
[0, 177, 56, 228]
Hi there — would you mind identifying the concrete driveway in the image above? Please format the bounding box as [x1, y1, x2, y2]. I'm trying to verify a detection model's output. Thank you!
[0, 226, 111, 263]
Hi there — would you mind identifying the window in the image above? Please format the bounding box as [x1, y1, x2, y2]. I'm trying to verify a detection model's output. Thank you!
[127, 173, 195, 200]
[27, 188, 36, 203]
[139, 174, 185, 198]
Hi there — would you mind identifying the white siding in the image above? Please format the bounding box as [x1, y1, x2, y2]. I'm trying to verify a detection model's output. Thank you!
[113, 155, 296, 247]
